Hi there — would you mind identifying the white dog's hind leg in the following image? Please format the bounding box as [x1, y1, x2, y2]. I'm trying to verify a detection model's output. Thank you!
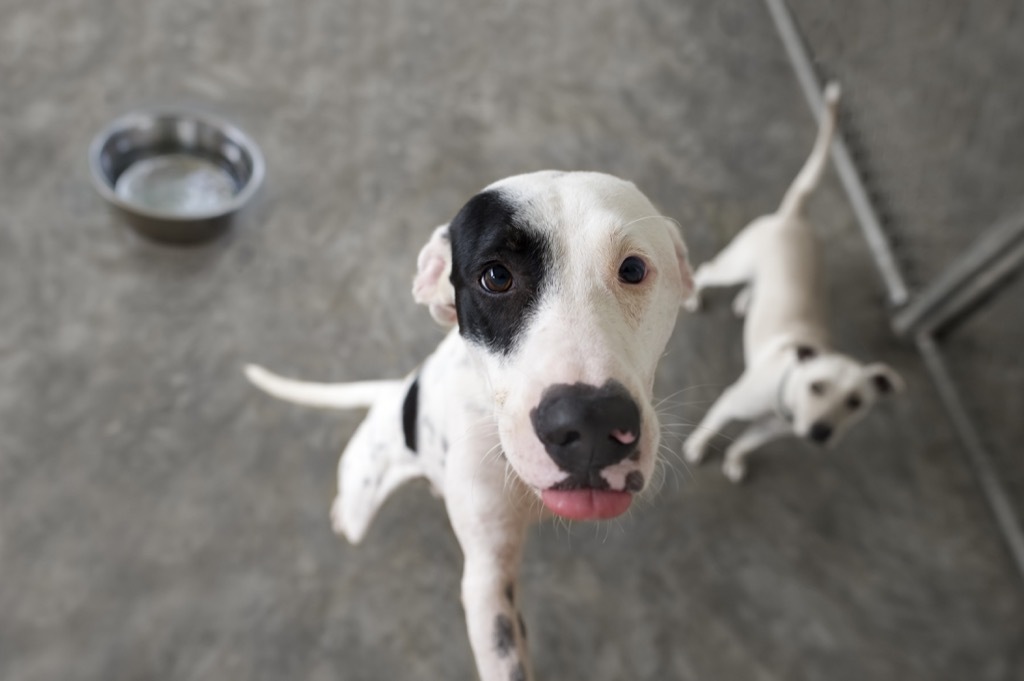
[330, 381, 425, 544]
[244, 364, 399, 410]
[721, 417, 791, 483]
[685, 226, 762, 312]
[243, 364, 423, 544]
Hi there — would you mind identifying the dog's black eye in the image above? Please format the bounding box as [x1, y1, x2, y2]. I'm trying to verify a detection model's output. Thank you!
[846, 394, 862, 410]
[618, 256, 647, 284]
[810, 381, 827, 396]
[480, 265, 513, 293]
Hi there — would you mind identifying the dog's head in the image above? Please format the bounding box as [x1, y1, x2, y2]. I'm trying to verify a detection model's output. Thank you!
[783, 345, 904, 447]
[413, 171, 693, 520]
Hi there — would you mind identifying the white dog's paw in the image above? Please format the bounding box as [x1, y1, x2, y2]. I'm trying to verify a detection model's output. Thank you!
[330, 496, 353, 540]
[684, 290, 703, 313]
[683, 437, 707, 464]
[731, 287, 751, 318]
[824, 81, 841, 106]
[685, 264, 712, 312]
[722, 458, 747, 483]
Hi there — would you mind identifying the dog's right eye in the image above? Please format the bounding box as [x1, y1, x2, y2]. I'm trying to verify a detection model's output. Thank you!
[618, 256, 647, 284]
[809, 381, 827, 396]
[480, 265, 514, 293]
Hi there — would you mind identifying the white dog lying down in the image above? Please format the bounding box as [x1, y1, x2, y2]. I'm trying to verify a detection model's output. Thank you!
[683, 83, 903, 483]
[246, 170, 694, 681]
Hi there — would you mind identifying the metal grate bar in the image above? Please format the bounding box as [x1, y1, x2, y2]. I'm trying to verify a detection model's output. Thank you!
[764, 0, 910, 308]
[893, 209, 1024, 337]
[916, 333, 1024, 578]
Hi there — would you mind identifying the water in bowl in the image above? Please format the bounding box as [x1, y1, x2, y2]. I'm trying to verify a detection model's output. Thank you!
[114, 153, 238, 217]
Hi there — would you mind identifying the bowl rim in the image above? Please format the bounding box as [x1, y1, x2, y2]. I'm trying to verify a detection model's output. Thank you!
[88, 108, 265, 222]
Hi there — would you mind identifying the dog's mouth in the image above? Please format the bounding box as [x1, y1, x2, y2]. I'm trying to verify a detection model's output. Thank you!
[540, 488, 633, 520]
[539, 470, 644, 520]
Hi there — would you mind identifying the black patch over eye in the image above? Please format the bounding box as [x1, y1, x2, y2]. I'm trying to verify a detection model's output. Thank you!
[846, 394, 863, 410]
[618, 256, 647, 284]
[448, 190, 551, 356]
[481, 264, 513, 293]
[810, 381, 827, 396]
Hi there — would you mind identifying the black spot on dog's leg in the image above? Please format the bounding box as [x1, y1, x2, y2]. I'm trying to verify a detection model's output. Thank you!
[625, 471, 644, 492]
[505, 583, 514, 604]
[510, 662, 526, 681]
[494, 614, 515, 657]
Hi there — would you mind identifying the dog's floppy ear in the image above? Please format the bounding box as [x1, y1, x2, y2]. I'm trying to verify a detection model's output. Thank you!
[669, 227, 695, 301]
[865, 363, 904, 396]
[412, 224, 457, 327]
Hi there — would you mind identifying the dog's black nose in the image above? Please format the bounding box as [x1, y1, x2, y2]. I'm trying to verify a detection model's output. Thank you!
[809, 421, 833, 444]
[530, 382, 641, 477]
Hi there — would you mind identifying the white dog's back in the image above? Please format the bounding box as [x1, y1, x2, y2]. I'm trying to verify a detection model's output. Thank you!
[742, 213, 827, 363]
[742, 84, 841, 363]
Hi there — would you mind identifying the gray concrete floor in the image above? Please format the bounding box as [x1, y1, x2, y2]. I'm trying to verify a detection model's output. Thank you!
[1, 1, 1022, 680]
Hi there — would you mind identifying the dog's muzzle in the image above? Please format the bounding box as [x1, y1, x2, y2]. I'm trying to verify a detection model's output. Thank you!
[808, 421, 833, 445]
[530, 381, 642, 520]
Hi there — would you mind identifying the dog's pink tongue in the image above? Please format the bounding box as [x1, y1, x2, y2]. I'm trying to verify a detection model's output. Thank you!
[541, 489, 632, 520]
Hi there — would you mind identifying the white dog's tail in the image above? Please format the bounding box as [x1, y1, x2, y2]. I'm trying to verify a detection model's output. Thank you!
[244, 364, 399, 410]
[779, 82, 841, 216]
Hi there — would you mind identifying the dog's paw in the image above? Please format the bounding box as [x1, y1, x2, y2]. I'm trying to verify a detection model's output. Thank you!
[683, 290, 703, 313]
[731, 287, 751, 318]
[824, 81, 841, 106]
[722, 458, 748, 483]
[330, 495, 366, 544]
[683, 437, 707, 464]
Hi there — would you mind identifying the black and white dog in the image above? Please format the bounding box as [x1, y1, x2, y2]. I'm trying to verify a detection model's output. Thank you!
[246, 171, 693, 681]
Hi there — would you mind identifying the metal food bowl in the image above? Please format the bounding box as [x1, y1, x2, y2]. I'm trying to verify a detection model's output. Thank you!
[89, 110, 264, 244]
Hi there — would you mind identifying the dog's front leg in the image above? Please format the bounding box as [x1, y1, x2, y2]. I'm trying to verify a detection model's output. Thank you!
[721, 417, 791, 482]
[460, 535, 532, 681]
[446, 439, 535, 681]
[684, 371, 768, 464]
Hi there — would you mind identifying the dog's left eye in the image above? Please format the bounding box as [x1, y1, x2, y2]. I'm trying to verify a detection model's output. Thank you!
[480, 265, 514, 293]
[810, 381, 827, 396]
[846, 394, 862, 410]
[618, 256, 647, 284]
